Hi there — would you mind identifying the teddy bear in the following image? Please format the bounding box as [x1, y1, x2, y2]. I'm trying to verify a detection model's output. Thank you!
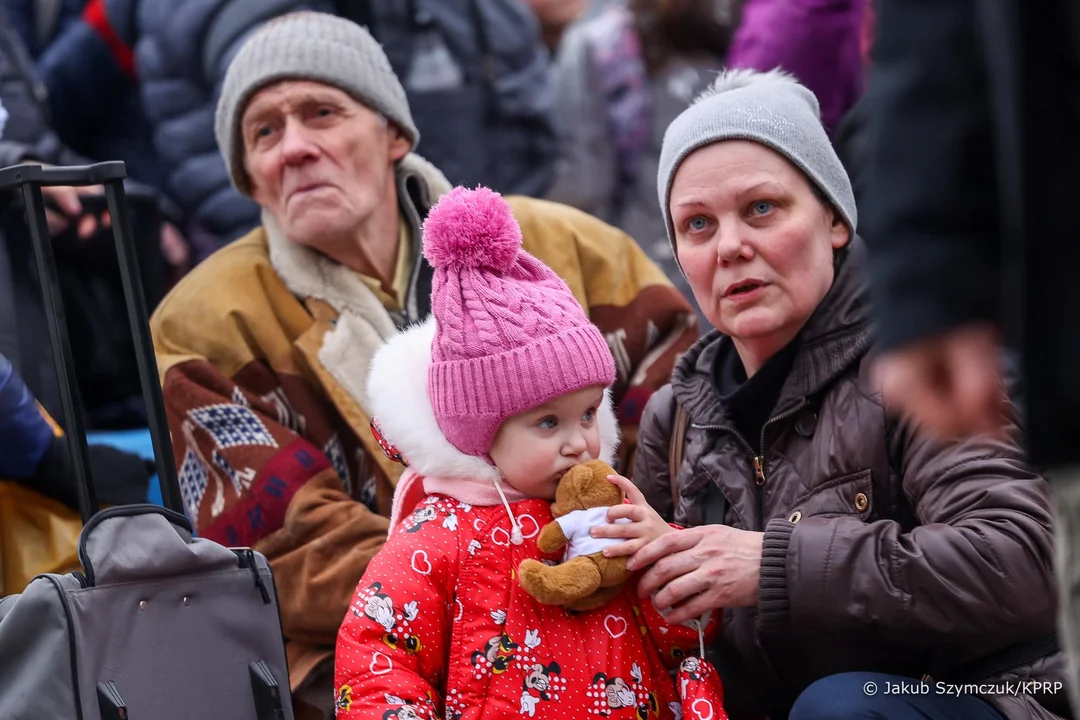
[518, 459, 631, 612]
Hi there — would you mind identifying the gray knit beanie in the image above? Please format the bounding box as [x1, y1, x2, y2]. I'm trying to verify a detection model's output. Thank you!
[657, 68, 856, 261]
[215, 11, 420, 196]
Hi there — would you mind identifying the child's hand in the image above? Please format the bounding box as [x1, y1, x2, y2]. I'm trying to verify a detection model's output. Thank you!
[590, 474, 675, 559]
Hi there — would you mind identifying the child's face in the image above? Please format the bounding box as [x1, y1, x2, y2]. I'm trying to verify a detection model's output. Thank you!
[488, 385, 605, 500]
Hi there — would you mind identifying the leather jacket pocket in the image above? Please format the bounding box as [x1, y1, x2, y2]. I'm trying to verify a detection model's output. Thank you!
[786, 468, 874, 522]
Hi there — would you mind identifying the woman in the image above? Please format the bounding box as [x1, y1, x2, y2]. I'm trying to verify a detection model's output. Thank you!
[546, 0, 735, 331]
[597, 68, 1069, 719]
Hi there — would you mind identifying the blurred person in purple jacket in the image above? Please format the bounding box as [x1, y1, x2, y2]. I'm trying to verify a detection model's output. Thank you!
[727, 0, 868, 133]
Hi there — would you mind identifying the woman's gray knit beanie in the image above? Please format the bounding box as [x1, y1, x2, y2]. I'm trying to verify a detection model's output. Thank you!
[657, 68, 857, 263]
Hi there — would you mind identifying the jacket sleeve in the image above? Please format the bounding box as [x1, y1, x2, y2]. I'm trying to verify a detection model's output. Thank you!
[633, 569, 720, 669]
[335, 506, 457, 719]
[152, 291, 389, 646]
[545, 24, 618, 224]
[858, 0, 1001, 352]
[0, 351, 54, 479]
[759, 406, 1056, 643]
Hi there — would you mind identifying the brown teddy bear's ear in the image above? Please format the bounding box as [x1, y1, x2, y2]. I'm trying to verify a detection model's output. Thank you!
[574, 460, 621, 509]
[551, 460, 623, 515]
[550, 465, 589, 516]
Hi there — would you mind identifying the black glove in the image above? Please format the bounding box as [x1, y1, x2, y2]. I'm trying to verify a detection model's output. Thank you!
[25, 436, 154, 512]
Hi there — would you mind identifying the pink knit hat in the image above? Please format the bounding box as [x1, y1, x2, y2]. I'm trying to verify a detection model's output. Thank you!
[424, 187, 616, 458]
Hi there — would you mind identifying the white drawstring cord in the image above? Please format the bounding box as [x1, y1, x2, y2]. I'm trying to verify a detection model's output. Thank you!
[691, 619, 705, 658]
[492, 476, 523, 545]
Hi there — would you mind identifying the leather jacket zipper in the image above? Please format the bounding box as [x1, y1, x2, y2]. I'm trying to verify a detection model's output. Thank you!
[752, 456, 766, 485]
[695, 398, 807, 529]
[691, 422, 762, 527]
[755, 399, 807, 484]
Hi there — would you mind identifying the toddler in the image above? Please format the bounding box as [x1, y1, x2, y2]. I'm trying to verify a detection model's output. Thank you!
[335, 187, 725, 720]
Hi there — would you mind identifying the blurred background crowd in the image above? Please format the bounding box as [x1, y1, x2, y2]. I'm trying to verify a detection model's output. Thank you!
[0, 0, 872, 436]
[4, 3, 1080, 718]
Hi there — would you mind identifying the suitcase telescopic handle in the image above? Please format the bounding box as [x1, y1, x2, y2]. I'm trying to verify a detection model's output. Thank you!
[0, 161, 128, 188]
[0, 162, 185, 524]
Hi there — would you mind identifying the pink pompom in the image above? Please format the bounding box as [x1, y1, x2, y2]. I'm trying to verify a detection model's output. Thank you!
[422, 186, 522, 272]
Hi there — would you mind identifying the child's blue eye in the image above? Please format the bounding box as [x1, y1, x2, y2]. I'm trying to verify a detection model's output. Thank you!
[582, 408, 596, 423]
[538, 416, 558, 430]
[688, 217, 708, 231]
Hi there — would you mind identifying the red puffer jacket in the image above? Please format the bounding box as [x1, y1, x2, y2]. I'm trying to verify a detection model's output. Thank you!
[335, 315, 722, 720]
[336, 492, 703, 720]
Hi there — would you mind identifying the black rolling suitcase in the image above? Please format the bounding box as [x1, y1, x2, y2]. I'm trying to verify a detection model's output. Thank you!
[0, 162, 295, 720]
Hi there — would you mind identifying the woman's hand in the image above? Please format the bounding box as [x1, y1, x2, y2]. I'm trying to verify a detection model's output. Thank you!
[629, 525, 765, 625]
[590, 473, 675, 557]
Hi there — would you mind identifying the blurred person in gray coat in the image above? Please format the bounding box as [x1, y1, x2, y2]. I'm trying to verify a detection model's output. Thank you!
[547, 0, 735, 332]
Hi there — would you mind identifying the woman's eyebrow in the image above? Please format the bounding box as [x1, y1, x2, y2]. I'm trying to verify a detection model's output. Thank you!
[735, 181, 787, 201]
[672, 198, 710, 210]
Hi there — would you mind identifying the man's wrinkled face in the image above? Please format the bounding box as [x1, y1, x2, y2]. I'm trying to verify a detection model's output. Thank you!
[241, 80, 410, 247]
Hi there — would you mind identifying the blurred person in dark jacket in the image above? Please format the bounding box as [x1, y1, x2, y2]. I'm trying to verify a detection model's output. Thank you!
[0, 4, 187, 428]
[1, 0, 170, 195]
[859, 0, 1080, 710]
[0, 1, 113, 418]
[0, 0, 189, 271]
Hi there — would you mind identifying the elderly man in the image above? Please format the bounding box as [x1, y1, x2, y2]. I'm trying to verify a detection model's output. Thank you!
[149, 11, 696, 718]
[132, 0, 559, 252]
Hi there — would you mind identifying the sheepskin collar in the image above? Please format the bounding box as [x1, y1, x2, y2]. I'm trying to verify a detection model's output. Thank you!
[262, 153, 452, 411]
[264, 152, 450, 323]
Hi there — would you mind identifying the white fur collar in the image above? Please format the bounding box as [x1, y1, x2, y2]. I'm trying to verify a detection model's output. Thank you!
[366, 317, 621, 481]
[264, 208, 394, 411]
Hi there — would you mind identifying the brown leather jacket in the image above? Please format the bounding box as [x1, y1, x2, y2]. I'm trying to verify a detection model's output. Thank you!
[633, 240, 1069, 720]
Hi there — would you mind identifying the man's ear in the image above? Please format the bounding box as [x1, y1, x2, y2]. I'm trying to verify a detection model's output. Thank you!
[388, 125, 411, 163]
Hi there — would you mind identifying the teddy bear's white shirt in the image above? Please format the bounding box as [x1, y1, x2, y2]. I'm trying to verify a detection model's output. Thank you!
[555, 507, 630, 561]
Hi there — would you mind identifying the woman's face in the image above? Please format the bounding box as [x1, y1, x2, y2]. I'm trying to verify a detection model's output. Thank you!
[670, 140, 849, 370]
